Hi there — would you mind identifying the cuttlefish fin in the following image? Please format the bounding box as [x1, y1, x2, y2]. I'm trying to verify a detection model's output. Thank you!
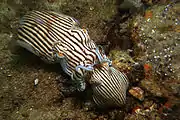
[58, 57, 71, 76]
[16, 40, 40, 56]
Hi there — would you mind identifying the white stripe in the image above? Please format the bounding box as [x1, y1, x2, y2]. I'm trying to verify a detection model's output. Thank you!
[18, 28, 49, 57]
[22, 23, 52, 54]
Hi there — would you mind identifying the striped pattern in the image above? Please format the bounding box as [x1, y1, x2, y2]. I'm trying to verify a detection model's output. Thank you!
[91, 65, 129, 107]
[17, 11, 129, 107]
[18, 11, 97, 76]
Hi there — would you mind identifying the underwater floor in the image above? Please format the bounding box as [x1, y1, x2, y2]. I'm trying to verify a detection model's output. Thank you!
[0, 0, 179, 120]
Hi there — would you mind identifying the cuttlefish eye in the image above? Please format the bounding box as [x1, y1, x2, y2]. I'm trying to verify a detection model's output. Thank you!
[89, 66, 129, 107]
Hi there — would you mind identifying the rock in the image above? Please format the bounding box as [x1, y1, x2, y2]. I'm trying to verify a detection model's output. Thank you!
[109, 50, 135, 74]
[130, 3, 180, 80]
[7, 74, 12, 77]
[34, 78, 39, 86]
[141, 79, 163, 97]
[129, 87, 144, 101]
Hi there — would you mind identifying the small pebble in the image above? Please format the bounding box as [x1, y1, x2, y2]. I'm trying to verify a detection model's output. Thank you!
[90, 7, 94, 11]
[34, 78, 38, 86]
[129, 87, 144, 101]
[7, 74, 12, 77]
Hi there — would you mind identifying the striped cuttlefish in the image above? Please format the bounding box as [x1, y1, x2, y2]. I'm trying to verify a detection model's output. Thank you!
[14, 11, 129, 107]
